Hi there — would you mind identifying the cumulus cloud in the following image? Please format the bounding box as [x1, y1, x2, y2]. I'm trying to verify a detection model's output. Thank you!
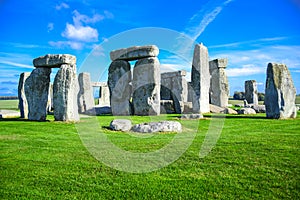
[226, 64, 265, 77]
[62, 23, 98, 42]
[49, 41, 84, 50]
[55, 2, 69, 10]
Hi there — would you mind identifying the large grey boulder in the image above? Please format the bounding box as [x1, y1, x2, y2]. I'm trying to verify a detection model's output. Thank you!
[110, 45, 159, 61]
[209, 58, 229, 108]
[25, 68, 51, 121]
[238, 108, 256, 115]
[53, 64, 79, 121]
[18, 72, 31, 118]
[191, 43, 210, 113]
[245, 80, 258, 105]
[265, 63, 297, 119]
[181, 114, 204, 119]
[0, 110, 20, 119]
[132, 57, 160, 115]
[132, 121, 182, 133]
[110, 119, 132, 131]
[33, 54, 76, 68]
[108, 60, 132, 116]
[78, 72, 95, 114]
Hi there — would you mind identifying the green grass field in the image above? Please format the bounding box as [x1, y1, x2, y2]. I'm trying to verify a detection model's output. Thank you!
[1, 99, 299, 199]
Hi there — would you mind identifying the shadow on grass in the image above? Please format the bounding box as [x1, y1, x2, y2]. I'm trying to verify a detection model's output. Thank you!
[0, 118, 51, 122]
[203, 114, 267, 120]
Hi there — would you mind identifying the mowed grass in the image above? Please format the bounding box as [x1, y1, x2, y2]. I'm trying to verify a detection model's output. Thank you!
[1, 105, 300, 199]
[0, 100, 19, 110]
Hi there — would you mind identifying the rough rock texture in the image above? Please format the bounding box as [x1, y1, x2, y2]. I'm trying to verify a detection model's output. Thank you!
[187, 82, 194, 102]
[33, 54, 76, 68]
[110, 45, 159, 61]
[223, 108, 238, 114]
[210, 104, 225, 114]
[265, 63, 297, 119]
[245, 80, 258, 105]
[181, 114, 204, 119]
[191, 43, 210, 113]
[78, 72, 95, 114]
[209, 58, 229, 107]
[132, 57, 160, 116]
[0, 110, 20, 119]
[98, 84, 110, 106]
[94, 106, 112, 115]
[132, 121, 182, 133]
[250, 104, 266, 113]
[238, 108, 256, 115]
[108, 60, 132, 116]
[110, 119, 132, 131]
[160, 100, 175, 114]
[161, 70, 188, 114]
[53, 64, 79, 121]
[25, 68, 51, 121]
[18, 72, 31, 118]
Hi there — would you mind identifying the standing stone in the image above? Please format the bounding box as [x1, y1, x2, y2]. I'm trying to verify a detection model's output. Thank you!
[187, 82, 193, 102]
[53, 64, 79, 121]
[245, 80, 258, 105]
[161, 71, 188, 113]
[132, 57, 160, 115]
[98, 84, 110, 106]
[25, 68, 51, 121]
[191, 43, 210, 113]
[265, 63, 297, 119]
[108, 60, 132, 116]
[18, 72, 31, 118]
[78, 72, 95, 114]
[209, 58, 229, 108]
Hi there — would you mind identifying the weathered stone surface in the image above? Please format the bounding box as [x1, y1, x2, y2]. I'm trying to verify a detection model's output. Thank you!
[53, 64, 79, 121]
[210, 104, 225, 114]
[25, 68, 51, 121]
[110, 45, 159, 61]
[181, 114, 204, 119]
[132, 121, 182, 133]
[250, 104, 266, 113]
[78, 72, 95, 114]
[265, 63, 297, 119]
[238, 108, 256, 115]
[191, 43, 210, 113]
[160, 100, 175, 114]
[98, 84, 110, 107]
[209, 58, 229, 108]
[187, 82, 194, 102]
[0, 110, 20, 119]
[94, 106, 112, 115]
[132, 57, 160, 116]
[245, 80, 258, 105]
[18, 72, 30, 118]
[161, 70, 188, 114]
[108, 60, 132, 116]
[33, 54, 76, 68]
[223, 108, 238, 114]
[110, 119, 132, 131]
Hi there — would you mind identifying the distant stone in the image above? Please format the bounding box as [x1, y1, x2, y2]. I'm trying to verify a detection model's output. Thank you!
[98, 84, 110, 107]
[132, 57, 160, 116]
[0, 110, 20, 119]
[94, 106, 112, 115]
[245, 80, 258, 105]
[110, 45, 159, 61]
[265, 63, 297, 119]
[33, 54, 76, 68]
[25, 68, 51, 121]
[78, 72, 95, 114]
[132, 121, 182, 133]
[181, 114, 204, 119]
[53, 64, 79, 121]
[18, 72, 31, 118]
[110, 119, 132, 131]
[160, 100, 175, 114]
[238, 108, 256, 115]
[250, 104, 266, 113]
[210, 104, 224, 113]
[223, 108, 238, 114]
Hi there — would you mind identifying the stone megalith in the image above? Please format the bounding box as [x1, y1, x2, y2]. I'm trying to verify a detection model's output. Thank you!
[110, 45, 159, 61]
[18, 72, 31, 118]
[78, 72, 95, 114]
[161, 70, 188, 113]
[108, 60, 132, 116]
[191, 43, 210, 113]
[209, 58, 229, 108]
[98, 84, 110, 107]
[53, 64, 79, 121]
[265, 63, 297, 119]
[47, 83, 53, 112]
[25, 68, 51, 121]
[132, 57, 160, 115]
[245, 80, 258, 105]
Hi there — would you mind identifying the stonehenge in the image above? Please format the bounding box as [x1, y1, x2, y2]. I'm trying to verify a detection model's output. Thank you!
[245, 80, 258, 105]
[78, 72, 95, 114]
[18, 72, 30, 118]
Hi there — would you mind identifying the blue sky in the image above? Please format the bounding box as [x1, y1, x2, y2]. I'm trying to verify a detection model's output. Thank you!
[0, 0, 300, 96]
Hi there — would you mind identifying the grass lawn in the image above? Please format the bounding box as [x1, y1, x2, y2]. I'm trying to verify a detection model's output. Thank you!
[0, 100, 19, 110]
[1, 105, 299, 199]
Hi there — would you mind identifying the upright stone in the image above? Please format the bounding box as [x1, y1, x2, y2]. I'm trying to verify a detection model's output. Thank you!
[209, 58, 229, 107]
[53, 64, 79, 121]
[98, 84, 110, 107]
[108, 60, 132, 115]
[265, 63, 297, 119]
[25, 68, 51, 121]
[18, 72, 31, 118]
[191, 43, 210, 113]
[133, 57, 160, 115]
[245, 80, 258, 105]
[78, 72, 95, 113]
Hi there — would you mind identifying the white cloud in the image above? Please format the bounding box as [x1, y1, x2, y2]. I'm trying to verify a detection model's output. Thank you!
[47, 23, 54, 32]
[55, 2, 69, 10]
[62, 23, 98, 42]
[0, 60, 33, 69]
[226, 64, 265, 77]
[49, 41, 84, 50]
[72, 10, 104, 26]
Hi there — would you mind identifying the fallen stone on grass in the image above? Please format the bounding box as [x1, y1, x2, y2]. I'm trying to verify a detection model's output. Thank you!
[132, 121, 182, 133]
[0, 110, 20, 119]
[238, 108, 256, 115]
[223, 108, 238, 114]
[181, 114, 204, 119]
[110, 119, 132, 132]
